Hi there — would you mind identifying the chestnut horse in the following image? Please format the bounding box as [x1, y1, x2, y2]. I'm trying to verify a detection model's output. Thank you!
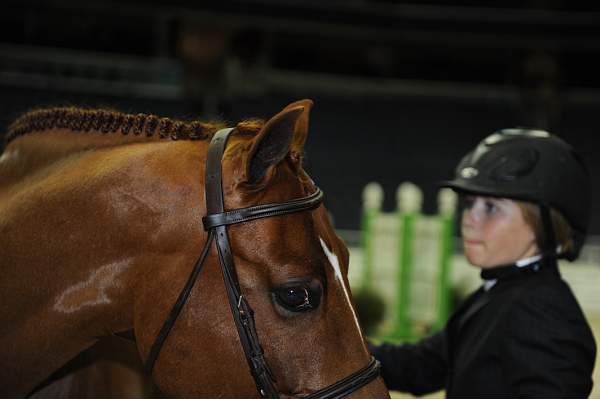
[0, 100, 390, 399]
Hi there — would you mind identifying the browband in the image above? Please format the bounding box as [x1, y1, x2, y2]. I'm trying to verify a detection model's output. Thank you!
[202, 188, 323, 230]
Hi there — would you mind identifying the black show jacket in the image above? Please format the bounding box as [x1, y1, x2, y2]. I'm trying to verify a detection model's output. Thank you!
[370, 263, 596, 398]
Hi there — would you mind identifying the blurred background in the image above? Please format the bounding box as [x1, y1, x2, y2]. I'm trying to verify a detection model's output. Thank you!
[2, 0, 600, 231]
[1, 1, 599, 398]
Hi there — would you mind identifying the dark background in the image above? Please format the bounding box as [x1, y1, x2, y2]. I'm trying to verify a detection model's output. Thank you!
[2, 0, 600, 233]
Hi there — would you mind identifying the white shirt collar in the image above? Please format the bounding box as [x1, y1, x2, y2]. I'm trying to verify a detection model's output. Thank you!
[483, 279, 497, 291]
[515, 253, 543, 267]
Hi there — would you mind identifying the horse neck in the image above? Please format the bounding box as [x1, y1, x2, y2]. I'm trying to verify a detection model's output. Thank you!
[0, 228, 143, 393]
[0, 135, 206, 397]
[0, 129, 160, 186]
[0, 129, 164, 333]
[0, 251, 142, 397]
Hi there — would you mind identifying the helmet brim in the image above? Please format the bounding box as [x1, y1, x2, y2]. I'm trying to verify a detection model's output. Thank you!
[438, 179, 539, 203]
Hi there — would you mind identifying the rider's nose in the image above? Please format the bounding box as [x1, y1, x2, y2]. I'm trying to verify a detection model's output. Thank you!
[462, 207, 477, 226]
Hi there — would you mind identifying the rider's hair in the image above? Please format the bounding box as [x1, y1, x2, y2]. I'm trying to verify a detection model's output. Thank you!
[518, 202, 574, 255]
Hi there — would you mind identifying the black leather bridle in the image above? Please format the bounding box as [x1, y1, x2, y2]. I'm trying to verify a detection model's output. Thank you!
[144, 128, 381, 398]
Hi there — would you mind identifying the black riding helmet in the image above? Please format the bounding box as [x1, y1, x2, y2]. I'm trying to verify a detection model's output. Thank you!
[441, 128, 591, 261]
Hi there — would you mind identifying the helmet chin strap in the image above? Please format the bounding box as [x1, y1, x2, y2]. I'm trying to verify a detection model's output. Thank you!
[538, 203, 561, 266]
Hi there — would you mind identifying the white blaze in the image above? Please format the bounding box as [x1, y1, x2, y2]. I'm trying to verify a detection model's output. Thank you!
[319, 237, 364, 338]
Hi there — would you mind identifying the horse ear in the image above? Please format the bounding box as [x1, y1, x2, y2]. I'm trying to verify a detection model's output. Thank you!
[286, 99, 313, 153]
[245, 99, 313, 184]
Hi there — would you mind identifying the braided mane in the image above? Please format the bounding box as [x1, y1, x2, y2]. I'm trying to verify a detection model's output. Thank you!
[6, 107, 265, 144]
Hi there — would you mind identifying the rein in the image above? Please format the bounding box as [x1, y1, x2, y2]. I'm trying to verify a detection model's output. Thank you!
[144, 128, 381, 398]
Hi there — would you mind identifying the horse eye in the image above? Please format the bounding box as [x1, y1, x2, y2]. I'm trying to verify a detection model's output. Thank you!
[273, 282, 321, 313]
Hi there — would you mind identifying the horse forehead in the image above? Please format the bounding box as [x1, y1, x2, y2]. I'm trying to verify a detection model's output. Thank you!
[224, 213, 334, 273]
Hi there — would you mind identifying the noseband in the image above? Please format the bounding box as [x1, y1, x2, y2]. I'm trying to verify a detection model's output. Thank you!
[144, 128, 381, 398]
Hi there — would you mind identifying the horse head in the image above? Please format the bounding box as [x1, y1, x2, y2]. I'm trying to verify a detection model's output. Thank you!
[133, 100, 390, 398]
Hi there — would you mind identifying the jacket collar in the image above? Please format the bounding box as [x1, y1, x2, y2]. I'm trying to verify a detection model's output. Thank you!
[479, 254, 551, 282]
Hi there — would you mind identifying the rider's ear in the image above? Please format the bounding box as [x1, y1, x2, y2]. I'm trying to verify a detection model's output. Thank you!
[245, 99, 313, 184]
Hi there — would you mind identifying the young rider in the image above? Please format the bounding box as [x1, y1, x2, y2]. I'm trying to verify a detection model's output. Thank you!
[369, 128, 597, 399]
